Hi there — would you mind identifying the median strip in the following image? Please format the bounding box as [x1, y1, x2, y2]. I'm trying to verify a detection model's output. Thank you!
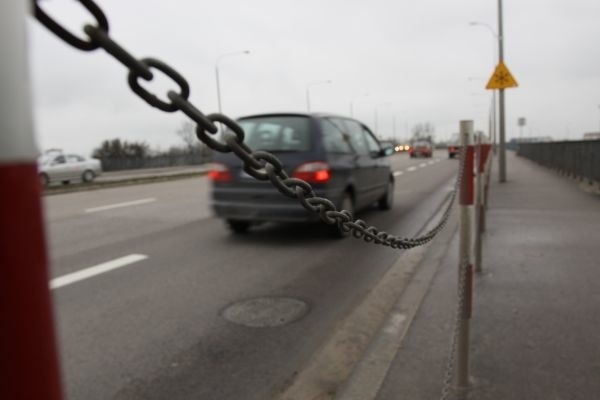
[50, 254, 148, 289]
[85, 198, 156, 213]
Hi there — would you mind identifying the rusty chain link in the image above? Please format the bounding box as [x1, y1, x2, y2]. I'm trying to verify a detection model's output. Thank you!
[32, 0, 466, 250]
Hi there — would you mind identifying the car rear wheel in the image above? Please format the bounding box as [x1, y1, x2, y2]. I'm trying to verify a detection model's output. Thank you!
[82, 170, 95, 183]
[227, 219, 251, 234]
[330, 192, 354, 238]
[378, 178, 394, 210]
[39, 173, 49, 187]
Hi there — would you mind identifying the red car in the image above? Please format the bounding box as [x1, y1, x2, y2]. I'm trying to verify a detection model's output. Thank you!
[409, 141, 433, 158]
[448, 144, 460, 158]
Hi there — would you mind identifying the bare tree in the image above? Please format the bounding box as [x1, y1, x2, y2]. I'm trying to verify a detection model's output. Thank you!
[411, 122, 435, 142]
[176, 121, 200, 154]
[176, 120, 211, 161]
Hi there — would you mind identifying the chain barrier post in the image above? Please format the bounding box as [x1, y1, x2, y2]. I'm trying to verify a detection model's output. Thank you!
[475, 133, 484, 273]
[456, 120, 474, 388]
[0, 1, 64, 399]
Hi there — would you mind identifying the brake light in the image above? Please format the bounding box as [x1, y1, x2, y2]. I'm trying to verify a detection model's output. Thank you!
[293, 161, 331, 183]
[208, 163, 232, 182]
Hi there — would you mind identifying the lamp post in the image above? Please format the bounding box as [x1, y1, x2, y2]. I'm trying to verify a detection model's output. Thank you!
[215, 50, 250, 114]
[350, 93, 369, 117]
[469, 22, 499, 156]
[374, 103, 392, 138]
[306, 80, 332, 112]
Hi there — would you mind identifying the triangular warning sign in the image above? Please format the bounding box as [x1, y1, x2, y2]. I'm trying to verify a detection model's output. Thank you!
[486, 62, 518, 90]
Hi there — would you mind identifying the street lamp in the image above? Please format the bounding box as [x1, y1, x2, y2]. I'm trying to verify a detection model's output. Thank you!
[215, 50, 250, 114]
[306, 80, 332, 112]
[350, 93, 369, 117]
[374, 103, 391, 138]
[469, 18, 506, 173]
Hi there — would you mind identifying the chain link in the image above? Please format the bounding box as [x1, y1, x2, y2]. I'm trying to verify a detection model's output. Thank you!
[439, 257, 469, 400]
[32, 0, 467, 250]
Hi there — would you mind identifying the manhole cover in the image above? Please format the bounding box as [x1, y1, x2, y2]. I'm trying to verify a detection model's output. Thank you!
[222, 297, 309, 327]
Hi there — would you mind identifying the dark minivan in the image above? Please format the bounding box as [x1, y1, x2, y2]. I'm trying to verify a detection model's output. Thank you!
[209, 113, 395, 234]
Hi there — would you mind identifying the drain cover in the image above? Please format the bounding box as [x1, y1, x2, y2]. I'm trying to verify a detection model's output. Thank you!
[222, 297, 309, 327]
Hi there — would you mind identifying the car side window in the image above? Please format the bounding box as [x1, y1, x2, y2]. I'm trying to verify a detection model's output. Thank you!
[53, 155, 66, 164]
[363, 127, 381, 156]
[320, 119, 352, 154]
[66, 155, 83, 163]
[342, 120, 369, 156]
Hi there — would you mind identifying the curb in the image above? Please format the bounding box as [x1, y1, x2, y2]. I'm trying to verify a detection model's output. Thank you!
[42, 170, 209, 196]
[335, 209, 458, 400]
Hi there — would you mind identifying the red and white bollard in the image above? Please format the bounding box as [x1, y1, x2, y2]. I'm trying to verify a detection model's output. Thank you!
[456, 120, 474, 388]
[0, 1, 64, 399]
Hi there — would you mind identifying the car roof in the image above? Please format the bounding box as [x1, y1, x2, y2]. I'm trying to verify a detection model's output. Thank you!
[236, 112, 359, 122]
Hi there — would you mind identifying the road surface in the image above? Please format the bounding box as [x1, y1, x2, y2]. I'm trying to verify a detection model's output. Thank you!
[43, 153, 457, 399]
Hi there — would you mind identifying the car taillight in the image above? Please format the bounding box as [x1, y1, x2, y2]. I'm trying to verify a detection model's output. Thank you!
[293, 161, 331, 183]
[208, 163, 232, 182]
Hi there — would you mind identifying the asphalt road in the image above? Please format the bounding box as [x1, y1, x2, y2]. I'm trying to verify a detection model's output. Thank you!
[44, 153, 458, 400]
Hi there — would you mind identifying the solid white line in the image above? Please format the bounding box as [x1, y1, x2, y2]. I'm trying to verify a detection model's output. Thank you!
[407, 166, 417, 172]
[393, 171, 404, 177]
[50, 254, 148, 289]
[85, 198, 156, 213]
[419, 163, 427, 168]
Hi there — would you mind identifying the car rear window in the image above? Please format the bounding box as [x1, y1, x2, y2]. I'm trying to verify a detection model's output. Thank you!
[413, 141, 430, 147]
[237, 116, 311, 152]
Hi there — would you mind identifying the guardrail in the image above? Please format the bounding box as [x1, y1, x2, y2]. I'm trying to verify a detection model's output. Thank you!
[517, 140, 600, 184]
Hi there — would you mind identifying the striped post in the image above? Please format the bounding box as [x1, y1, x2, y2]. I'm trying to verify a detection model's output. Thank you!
[456, 120, 474, 388]
[0, 2, 64, 399]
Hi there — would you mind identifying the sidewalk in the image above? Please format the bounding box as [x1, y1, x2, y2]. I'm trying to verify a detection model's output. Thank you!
[364, 151, 600, 399]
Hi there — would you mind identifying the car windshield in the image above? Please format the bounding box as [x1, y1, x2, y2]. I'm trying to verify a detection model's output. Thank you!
[237, 116, 311, 152]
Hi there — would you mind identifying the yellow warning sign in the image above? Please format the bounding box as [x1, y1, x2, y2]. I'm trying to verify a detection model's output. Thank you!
[486, 62, 518, 90]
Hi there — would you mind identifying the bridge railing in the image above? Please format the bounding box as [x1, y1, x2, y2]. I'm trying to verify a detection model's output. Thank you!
[517, 140, 600, 184]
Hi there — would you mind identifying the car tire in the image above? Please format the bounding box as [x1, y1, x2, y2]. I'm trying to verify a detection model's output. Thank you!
[227, 219, 251, 234]
[378, 178, 394, 210]
[330, 191, 354, 238]
[82, 170, 95, 183]
[40, 173, 49, 187]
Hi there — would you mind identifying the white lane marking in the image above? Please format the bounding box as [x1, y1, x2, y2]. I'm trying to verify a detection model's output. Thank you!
[406, 166, 417, 172]
[393, 171, 404, 177]
[85, 198, 156, 213]
[418, 163, 427, 168]
[428, 160, 435, 165]
[50, 254, 148, 289]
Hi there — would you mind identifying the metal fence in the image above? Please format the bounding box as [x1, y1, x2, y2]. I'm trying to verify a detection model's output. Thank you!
[99, 153, 210, 172]
[517, 140, 600, 183]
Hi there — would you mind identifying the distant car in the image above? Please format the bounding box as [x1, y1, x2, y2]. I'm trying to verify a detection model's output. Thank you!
[38, 153, 102, 186]
[209, 112, 395, 235]
[409, 141, 433, 158]
[447, 143, 460, 158]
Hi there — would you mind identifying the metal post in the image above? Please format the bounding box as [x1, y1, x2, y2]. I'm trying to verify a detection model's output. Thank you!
[474, 133, 483, 273]
[306, 87, 311, 112]
[456, 120, 474, 388]
[497, 0, 507, 182]
[215, 66, 222, 113]
[0, 1, 63, 398]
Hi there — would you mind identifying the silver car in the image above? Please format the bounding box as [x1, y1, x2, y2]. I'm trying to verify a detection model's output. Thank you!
[38, 153, 102, 186]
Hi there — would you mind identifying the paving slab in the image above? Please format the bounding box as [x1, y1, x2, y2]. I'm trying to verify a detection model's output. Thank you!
[374, 151, 600, 400]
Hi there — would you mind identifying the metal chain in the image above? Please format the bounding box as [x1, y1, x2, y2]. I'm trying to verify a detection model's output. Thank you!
[32, 0, 467, 250]
[439, 257, 469, 400]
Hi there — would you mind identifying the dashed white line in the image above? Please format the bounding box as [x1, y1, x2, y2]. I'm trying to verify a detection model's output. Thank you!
[418, 163, 427, 168]
[406, 166, 417, 172]
[393, 171, 404, 177]
[50, 254, 148, 289]
[85, 198, 156, 213]
[427, 160, 435, 165]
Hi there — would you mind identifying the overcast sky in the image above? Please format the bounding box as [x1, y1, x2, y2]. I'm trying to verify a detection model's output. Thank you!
[28, 0, 600, 156]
